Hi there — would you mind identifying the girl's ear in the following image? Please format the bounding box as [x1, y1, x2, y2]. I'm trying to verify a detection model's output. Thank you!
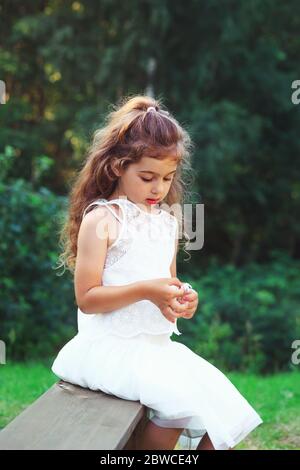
[111, 160, 122, 178]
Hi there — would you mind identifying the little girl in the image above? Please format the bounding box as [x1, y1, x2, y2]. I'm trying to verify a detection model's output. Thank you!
[52, 95, 263, 450]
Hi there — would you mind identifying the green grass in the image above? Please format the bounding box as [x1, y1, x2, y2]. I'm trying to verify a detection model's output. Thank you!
[0, 357, 57, 429]
[227, 370, 300, 450]
[0, 359, 299, 450]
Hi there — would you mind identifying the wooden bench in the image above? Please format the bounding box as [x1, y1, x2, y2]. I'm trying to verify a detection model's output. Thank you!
[0, 380, 149, 450]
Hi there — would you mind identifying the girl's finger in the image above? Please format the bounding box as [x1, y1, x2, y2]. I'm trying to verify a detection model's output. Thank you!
[183, 312, 194, 319]
[181, 303, 197, 316]
[173, 287, 186, 297]
[165, 305, 182, 321]
[170, 298, 189, 313]
[182, 291, 197, 301]
[180, 299, 197, 311]
[169, 278, 184, 290]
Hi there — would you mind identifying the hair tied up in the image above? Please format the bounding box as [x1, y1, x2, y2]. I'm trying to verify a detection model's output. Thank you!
[146, 106, 170, 117]
[146, 106, 157, 113]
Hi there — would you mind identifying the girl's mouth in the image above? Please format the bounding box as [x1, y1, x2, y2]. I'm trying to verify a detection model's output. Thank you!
[146, 198, 160, 204]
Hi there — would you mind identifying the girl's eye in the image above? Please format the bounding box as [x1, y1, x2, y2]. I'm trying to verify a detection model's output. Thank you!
[140, 177, 172, 182]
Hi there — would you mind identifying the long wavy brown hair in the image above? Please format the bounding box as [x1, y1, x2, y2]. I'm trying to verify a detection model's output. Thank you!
[55, 94, 195, 276]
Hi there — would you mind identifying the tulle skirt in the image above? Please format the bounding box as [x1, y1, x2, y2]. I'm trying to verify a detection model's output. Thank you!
[51, 331, 263, 450]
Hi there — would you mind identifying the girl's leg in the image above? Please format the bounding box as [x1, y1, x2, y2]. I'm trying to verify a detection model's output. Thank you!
[196, 432, 235, 450]
[137, 420, 183, 450]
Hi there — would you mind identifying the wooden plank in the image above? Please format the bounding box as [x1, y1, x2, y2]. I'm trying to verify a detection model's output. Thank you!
[123, 411, 149, 450]
[0, 380, 148, 450]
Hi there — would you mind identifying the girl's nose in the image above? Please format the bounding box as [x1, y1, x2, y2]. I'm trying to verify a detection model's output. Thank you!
[152, 182, 164, 195]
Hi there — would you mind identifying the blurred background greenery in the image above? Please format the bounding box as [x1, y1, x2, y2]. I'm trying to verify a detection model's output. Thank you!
[0, 0, 299, 448]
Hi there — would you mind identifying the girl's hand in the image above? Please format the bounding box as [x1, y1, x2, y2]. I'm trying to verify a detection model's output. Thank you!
[175, 289, 199, 319]
[143, 277, 189, 324]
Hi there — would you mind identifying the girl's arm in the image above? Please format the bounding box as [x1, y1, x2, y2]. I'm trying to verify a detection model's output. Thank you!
[74, 206, 147, 314]
[79, 282, 148, 314]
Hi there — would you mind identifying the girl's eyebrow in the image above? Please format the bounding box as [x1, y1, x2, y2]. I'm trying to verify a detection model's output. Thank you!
[138, 170, 176, 176]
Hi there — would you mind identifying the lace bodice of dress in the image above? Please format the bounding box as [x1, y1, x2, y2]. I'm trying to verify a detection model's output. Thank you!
[77, 197, 182, 338]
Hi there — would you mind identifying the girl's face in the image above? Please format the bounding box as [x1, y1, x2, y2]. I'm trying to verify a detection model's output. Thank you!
[114, 156, 177, 209]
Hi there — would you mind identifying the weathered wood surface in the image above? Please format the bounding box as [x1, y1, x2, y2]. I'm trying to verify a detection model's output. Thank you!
[0, 380, 148, 450]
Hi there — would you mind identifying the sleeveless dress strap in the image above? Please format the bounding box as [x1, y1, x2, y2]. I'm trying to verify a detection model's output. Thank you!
[82, 199, 123, 223]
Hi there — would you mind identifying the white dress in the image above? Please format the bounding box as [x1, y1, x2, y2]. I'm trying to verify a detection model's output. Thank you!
[51, 197, 263, 450]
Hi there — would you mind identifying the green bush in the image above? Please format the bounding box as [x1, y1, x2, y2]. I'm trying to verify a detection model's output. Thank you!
[178, 253, 300, 374]
[0, 177, 76, 360]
